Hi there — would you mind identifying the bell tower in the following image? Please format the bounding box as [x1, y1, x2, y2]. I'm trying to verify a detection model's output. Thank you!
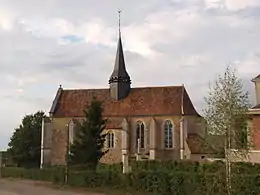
[109, 11, 131, 100]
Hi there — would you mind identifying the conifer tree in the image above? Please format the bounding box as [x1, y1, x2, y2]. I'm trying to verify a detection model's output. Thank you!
[69, 98, 107, 169]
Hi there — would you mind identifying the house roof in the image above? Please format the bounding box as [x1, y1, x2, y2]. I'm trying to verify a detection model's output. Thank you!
[50, 85, 200, 117]
[252, 74, 260, 82]
[251, 104, 260, 109]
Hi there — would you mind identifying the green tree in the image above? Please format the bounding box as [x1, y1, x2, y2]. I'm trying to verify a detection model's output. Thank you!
[203, 67, 251, 195]
[69, 98, 108, 170]
[7, 111, 45, 168]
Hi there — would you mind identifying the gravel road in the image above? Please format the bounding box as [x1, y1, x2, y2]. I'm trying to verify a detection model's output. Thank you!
[0, 179, 104, 195]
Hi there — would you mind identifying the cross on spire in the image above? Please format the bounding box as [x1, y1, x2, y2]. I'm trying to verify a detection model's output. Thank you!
[118, 10, 121, 36]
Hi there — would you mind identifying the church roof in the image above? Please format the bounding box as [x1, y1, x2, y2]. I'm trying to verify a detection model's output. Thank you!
[50, 86, 200, 117]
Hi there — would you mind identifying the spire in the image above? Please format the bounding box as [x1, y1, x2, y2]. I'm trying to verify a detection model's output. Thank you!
[109, 35, 131, 82]
[109, 11, 131, 100]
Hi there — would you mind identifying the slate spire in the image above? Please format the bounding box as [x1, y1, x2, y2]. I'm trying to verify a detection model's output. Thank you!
[109, 11, 131, 100]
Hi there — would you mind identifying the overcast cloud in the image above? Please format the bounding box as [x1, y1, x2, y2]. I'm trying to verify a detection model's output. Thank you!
[0, 0, 260, 150]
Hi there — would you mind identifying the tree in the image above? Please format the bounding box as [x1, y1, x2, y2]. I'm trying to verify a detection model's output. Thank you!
[7, 111, 45, 168]
[203, 67, 251, 195]
[69, 98, 108, 170]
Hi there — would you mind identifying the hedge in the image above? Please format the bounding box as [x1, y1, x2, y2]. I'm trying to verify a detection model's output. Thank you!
[1, 166, 65, 184]
[67, 170, 260, 195]
[2, 161, 260, 195]
[130, 160, 260, 174]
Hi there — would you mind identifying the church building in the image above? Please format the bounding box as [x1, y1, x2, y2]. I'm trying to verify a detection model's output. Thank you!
[40, 27, 207, 168]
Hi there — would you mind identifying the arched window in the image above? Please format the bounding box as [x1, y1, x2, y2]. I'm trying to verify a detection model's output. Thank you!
[136, 121, 145, 149]
[107, 132, 115, 148]
[164, 120, 173, 148]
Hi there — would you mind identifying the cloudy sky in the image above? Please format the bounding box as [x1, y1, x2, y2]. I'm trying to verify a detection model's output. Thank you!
[0, 0, 260, 150]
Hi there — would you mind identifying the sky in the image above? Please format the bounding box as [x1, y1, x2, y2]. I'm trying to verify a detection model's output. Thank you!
[0, 0, 260, 150]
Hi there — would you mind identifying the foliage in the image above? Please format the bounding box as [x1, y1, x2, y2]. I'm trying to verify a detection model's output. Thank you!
[202, 67, 251, 194]
[1, 166, 65, 184]
[0, 151, 15, 166]
[96, 163, 122, 172]
[3, 161, 260, 195]
[69, 98, 108, 170]
[130, 160, 200, 172]
[69, 163, 122, 172]
[7, 111, 45, 168]
[203, 66, 251, 154]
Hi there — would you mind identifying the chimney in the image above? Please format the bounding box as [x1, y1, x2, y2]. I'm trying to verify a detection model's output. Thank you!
[252, 74, 260, 105]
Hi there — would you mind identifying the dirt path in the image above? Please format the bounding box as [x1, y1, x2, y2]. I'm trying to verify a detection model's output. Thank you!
[0, 179, 104, 195]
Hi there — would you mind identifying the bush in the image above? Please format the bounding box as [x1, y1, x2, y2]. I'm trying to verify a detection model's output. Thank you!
[1, 166, 65, 183]
[2, 161, 260, 195]
[96, 163, 122, 173]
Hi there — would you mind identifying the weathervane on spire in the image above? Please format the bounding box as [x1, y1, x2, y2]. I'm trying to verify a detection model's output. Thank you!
[118, 10, 121, 36]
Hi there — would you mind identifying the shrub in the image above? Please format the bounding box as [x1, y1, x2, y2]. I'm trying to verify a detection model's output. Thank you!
[3, 161, 260, 195]
[1, 166, 65, 183]
[96, 163, 122, 173]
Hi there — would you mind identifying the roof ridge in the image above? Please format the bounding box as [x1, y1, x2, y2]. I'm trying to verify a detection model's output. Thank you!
[61, 85, 184, 91]
[133, 85, 183, 89]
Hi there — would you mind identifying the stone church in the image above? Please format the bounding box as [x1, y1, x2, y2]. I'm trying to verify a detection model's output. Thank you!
[40, 32, 206, 168]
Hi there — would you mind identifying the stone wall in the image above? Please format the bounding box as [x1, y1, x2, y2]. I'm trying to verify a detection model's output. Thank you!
[100, 129, 122, 164]
[50, 118, 71, 165]
[48, 114, 202, 165]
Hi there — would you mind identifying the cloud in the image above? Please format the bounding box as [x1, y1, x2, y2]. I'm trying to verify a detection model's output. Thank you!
[224, 0, 260, 11]
[0, 0, 260, 150]
[204, 0, 260, 11]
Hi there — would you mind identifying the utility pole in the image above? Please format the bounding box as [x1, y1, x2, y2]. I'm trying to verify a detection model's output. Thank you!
[65, 124, 69, 184]
[0, 151, 3, 178]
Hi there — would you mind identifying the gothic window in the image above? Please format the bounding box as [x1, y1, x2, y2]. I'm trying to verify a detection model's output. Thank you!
[68, 120, 75, 145]
[164, 120, 173, 148]
[136, 121, 145, 149]
[107, 132, 115, 148]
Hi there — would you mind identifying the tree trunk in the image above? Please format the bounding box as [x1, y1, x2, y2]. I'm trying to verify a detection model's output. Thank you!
[225, 152, 232, 195]
[225, 127, 232, 195]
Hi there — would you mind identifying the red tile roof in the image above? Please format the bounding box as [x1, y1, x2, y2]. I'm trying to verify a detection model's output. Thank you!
[50, 86, 200, 117]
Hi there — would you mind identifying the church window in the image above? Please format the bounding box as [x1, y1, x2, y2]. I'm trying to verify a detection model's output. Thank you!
[107, 132, 115, 148]
[136, 121, 145, 149]
[164, 120, 173, 148]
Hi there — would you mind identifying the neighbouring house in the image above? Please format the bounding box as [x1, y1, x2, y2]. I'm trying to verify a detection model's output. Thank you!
[241, 74, 260, 163]
[229, 74, 260, 163]
[40, 31, 207, 168]
[250, 74, 260, 149]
